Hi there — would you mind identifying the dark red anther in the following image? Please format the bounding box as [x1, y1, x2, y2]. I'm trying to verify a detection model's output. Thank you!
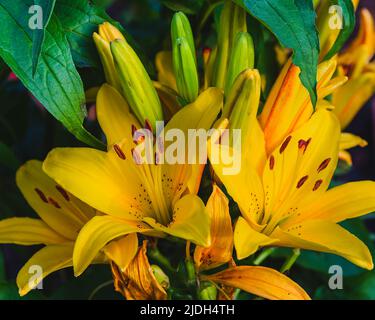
[313, 179, 323, 191]
[56, 185, 70, 201]
[279, 136, 292, 154]
[48, 197, 61, 209]
[317, 158, 331, 172]
[298, 138, 311, 154]
[114, 144, 126, 160]
[35, 188, 48, 203]
[145, 119, 153, 133]
[269, 155, 275, 170]
[296, 175, 308, 188]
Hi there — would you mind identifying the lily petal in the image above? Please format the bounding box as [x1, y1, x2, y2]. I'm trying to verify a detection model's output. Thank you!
[194, 185, 233, 270]
[144, 194, 211, 247]
[272, 220, 373, 270]
[0, 218, 68, 245]
[17, 160, 95, 240]
[17, 243, 74, 296]
[44, 144, 150, 221]
[111, 241, 167, 300]
[73, 215, 151, 276]
[202, 266, 310, 300]
[339, 132, 368, 150]
[96, 84, 140, 148]
[262, 110, 340, 230]
[234, 217, 276, 259]
[104, 233, 138, 272]
[155, 51, 177, 91]
[284, 181, 375, 225]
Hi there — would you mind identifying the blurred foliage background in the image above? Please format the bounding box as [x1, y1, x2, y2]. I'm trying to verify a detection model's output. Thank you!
[0, 0, 374, 299]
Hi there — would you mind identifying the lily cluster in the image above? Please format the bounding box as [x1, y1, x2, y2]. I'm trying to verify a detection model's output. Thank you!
[0, 0, 374, 300]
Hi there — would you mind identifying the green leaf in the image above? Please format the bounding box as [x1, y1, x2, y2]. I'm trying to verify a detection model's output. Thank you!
[54, 0, 148, 71]
[31, 0, 56, 76]
[323, 0, 355, 61]
[0, 0, 103, 148]
[234, 0, 319, 106]
[161, 0, 205, 14]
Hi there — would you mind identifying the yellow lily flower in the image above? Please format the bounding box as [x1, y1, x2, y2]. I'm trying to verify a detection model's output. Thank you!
[259, 58, 347, 155]
[201, 265, 310, 300]
[43, 84, 223, 276]
[332, 9, 375, 129]
[194, 185, 233, 270]
[111, 241, 168, 300]
[210, 109, 375, 270]
[0, 160, 104, 296]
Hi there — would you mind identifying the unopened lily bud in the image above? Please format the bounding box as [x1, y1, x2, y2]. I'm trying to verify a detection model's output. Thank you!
[111, 39, 163, 130]
[198, 282, 217, 300]
[212, 0, 247, 89]
[171, 12, 196, 64]
[93, 22, 125, 91]
[225, 32, 255, 95]
[171, 12, 199, 104]
[151, 265, 170, 290]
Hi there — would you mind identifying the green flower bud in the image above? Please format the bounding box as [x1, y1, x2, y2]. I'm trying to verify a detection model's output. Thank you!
[212, 0, 247, 89]
[151, 265, 170, 290]
[225, 32, 255, 95]
[111, 39, 163, 130]
[172, 37, 199, 104]
[198, 282, 217, 300]
[171, 12, 196, 64]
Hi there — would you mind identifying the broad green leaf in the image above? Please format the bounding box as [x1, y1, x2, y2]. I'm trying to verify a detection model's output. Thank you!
[31, 0, 56, 75]
[0, 0, 103, 148]
[54, 0, 151, 72]
[322, 0, 355, 61]
[234, 0, 319, 106]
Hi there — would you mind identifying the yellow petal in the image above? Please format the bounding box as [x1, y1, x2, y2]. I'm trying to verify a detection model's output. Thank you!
[284, 181, 375, 225]
[164, 87, 223, 194]
[272, 220, 373, 270]
[202, 266, 310, 300]
[0, 218, 68, 245]
[194, 185, 233, 270]
[234, 217, 276, 259]
[209, 143, 265, 230]
[96, 84, 141, 148]
[111, 241, 167, 300]
[155, 51, 177, 91]
[73, 215, 151, 276]
[153, 81, 181, 121]
[17, 243, 74, 296]
[262, 110, 340, 232]
[17, 160, 95, 240]
[144, 194, 211, 247]
[43, 144, 150, 221]
[340, 132, 368, 150]
[104, 233, 138, 272]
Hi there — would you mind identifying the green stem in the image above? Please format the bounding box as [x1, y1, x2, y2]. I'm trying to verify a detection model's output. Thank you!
[280, 249, 300, 273]
[149, 247, 175, 273]
[253, 247, 276, 265]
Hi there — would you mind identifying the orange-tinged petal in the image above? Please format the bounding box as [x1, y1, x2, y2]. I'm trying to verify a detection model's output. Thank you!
[202, 266, 310, 300]
[111, 241, 167, 300]
[194, 185, 233, 270]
